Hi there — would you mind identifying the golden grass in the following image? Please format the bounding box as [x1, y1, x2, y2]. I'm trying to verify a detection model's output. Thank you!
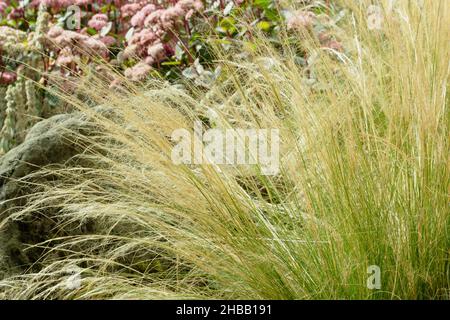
[0, 0, 448, 299]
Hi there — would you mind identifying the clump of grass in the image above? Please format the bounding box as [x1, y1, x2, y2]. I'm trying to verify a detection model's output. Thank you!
[0, 0, 448, 299]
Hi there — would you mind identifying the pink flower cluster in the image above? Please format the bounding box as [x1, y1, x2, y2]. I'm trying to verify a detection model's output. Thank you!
[318, 32, 343, 52]
[7, 7, 24, 20]
[47, 25, 109, 66]
[30, 0, 74, 9]
[1, 0, 250, 84]
[0, 1, 7, 14]
[120, 2, 142, 18]
[286, 10, 344, 52]
[123, 61, 152, 81]
[21, 0, 205, 81]
[287, 11, 316, 30]
[88, 13, 109, 31]
[121, 0, 204, 80]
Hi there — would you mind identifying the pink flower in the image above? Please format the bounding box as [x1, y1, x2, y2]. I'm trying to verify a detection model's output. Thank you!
[160, 6, 186, 28]
[88, 13, 109, 31]
[74, 0, 91, 5]
[144, 56, 155, 65]
[287, 11, 315, 30]
[163, 43, 175, 57]
[177, 0, 204, 11]
[0, 71, 17, 85]
[0, 2, 7, 15]
[80, 37, 108, 55]
[318, 32, 331, 43]
[56, 47, 75, 66]
[185, 9, 195, 20]
[57, 0, 73, 7]
[48, 25, 64, 38]
[88, 20, 108, 31]
[49, 29, 86, 47]
[98, 35, 116, 47]
[147, 42, 165, 62]
[92, 13, 108, 22]
[35, 0, 72, 8]
[323, 40, 343, 52]
[130, 4, 156, 27]
[124, 62, 152, 81]
[318, 32, 343, 51]
[122, 44, 138, 60]
[121, 3, 143, 18]
[144, 9, 164, 27]
[36, 0, 54, 6]
[109, 78, 123, 90]
[8, 7, 24, 20]
[130, 11, 146, 28]
[141, 4, 157, 15]
[130, 29, 157, 46]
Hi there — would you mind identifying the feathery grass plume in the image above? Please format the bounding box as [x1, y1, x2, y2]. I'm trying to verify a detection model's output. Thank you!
[0, 0, 448, 299]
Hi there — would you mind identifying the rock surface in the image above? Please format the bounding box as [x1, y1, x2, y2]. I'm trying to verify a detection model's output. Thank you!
[0, 112, 94, 279]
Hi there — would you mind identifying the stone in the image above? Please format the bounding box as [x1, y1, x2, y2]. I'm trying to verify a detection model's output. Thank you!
[0, 112, 95, 279]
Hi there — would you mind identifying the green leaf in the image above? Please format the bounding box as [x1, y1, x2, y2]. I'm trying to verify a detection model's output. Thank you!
[86, 27, 98, 36]
[218, 17, 237, 34]
[254, 0, 272, 10]
[161, 61, 181, 66]
[257, 21, 271, 31]
[100, 5, 109, 14]
[264, 8, 280, 21]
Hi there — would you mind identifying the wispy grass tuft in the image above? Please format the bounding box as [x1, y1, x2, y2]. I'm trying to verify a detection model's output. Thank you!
[0, 0, 448, 299]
